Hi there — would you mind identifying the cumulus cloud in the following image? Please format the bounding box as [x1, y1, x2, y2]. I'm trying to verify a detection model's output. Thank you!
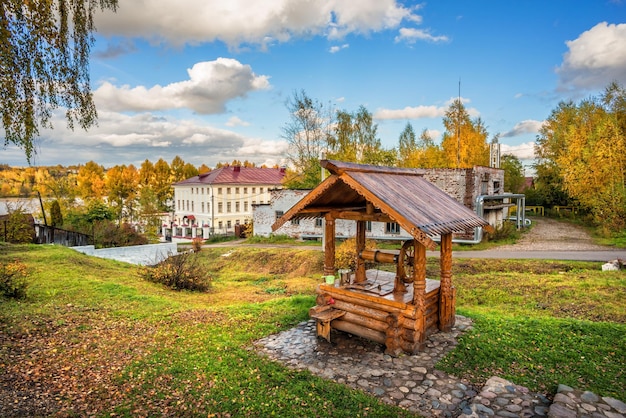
[501, 142, 536, 160]
[94, 0, 422, 48]
[225, 116, 250, 127]
[329, 44, 349, 53]
[394, 27, 449, 44]
[30, 110, 288, 168]
[374, 105, 445, 120]
[501, 120, 545, 138]
[94, 58, 270, 114]
[557, 22, 626, 92]
[374, 97, 479, 120]
[94, 39, 138, 59]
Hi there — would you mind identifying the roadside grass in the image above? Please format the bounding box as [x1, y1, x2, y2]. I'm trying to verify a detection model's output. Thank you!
[438, 258, 625, 398]
[1, 244, 624, 416]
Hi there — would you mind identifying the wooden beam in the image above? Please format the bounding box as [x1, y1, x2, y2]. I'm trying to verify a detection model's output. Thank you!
[355, 220, 366, 283]
[438, 233, 455, 331]
[324, 214, 336, 276]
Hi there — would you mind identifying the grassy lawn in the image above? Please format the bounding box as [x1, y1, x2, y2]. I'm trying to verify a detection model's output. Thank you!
[1, 244, 624, 416]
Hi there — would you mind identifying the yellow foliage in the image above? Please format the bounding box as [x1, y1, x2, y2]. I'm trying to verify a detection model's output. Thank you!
[335, 238, 377, 270]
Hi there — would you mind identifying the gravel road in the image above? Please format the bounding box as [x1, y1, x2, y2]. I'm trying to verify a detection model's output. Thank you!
[496, 216, 610, 251]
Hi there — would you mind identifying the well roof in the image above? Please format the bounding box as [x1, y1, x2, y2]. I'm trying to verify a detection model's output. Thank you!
[272, 160, 490, 249]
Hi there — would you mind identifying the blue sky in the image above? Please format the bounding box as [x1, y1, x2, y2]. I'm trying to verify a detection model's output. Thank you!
[4, 0, 626, 172]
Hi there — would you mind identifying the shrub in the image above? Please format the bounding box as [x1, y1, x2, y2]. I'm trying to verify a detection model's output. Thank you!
[141, 251, 211, 292]
[191, 237, 204, 252]
[335, 238, 377, 270]
[0, 261, 28, 299]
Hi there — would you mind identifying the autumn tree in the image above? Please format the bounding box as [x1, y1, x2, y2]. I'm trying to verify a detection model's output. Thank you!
[76, 160, 106, 199]
[397, 123, 444, 168]
[535, 82, 626, 232]
[106, 164, 139, 221]
[328, 106, 396, 166]
[1, 0, 118, 162]
[501, 154, 525, 193]
[440, 99, 489, 168]
[152, 158, 173, 211]
[281, 90, 334, 188]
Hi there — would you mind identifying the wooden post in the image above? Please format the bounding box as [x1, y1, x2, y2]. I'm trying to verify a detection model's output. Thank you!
[410, 240, 427, 351]
[324, 214, 335, 276]
[439, 233, 456, 331]
[355, 220, 366, 283]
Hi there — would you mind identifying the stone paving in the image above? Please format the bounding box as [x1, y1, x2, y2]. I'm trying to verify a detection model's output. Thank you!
[254, 316, 625, 418]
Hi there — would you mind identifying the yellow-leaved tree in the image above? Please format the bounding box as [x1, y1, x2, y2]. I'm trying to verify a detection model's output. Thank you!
[536, 82, 626, 233]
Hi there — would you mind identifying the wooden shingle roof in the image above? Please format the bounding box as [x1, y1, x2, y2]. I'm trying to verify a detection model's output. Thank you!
[272, 160, 490, 249]
[174, 166, 286, 186]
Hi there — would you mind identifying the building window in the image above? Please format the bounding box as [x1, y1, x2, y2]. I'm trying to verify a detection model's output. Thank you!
[244, 202, 248, 212]
[177, 200, 180, 210]
[218, 202, 223, 213]
[227, 202, 231, 213]
[201, 202, 205, 213]
[191, 188, 193, 194]
[386, 222, 400, 234]
[252, 187, 256, 194]
[191, 201, 194, 211]
[186, 200, 189, 210]
[275, 210, 284, 221]
[244, 187, 248, 194]
[201, 188, 204, 195]
[227, 187, 231, 194]
[227, 220, 232, 229]
[315, 218, 323, 227]
[366, 221, 372, 232]
[235, 187, 239, 194]
[218, 221, 223, 229]
[493, 181, 501, 193]
[218, 188, 222, 194]
[252, 200, 256, 205]
[292, 218, 300, 226]
[260, 187, 264, 193]
[235, 202, 240, 212]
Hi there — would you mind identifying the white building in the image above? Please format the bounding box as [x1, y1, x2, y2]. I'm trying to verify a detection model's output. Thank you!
[167, 165, 286, 241]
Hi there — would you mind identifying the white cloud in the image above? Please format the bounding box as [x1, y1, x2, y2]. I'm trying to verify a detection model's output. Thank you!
[94, 58, 270, 114]
[557, 22, 626, 92]
[394, 27, 448, 44]
[95, 0, 420, 48]
[501, 120, 545, 138]
[329, 44, 349, 53]
[225, 116, 251, 127]
[30, 109, 288, 168]
[501, 142, 536, 160]
[374, 105, 445, 120]
[374, 97, 479, 120]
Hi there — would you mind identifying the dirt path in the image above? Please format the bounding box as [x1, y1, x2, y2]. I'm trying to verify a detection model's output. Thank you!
[496, 217, 609, 251]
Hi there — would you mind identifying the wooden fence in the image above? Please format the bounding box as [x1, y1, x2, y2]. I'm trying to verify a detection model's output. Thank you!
[34, 224, 92, 247]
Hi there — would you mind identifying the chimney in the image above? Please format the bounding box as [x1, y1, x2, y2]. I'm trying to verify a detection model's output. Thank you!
[234, 165, 241, 172]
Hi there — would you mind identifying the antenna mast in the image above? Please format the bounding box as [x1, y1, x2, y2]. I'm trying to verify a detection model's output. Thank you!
[456, 78, 461, 168]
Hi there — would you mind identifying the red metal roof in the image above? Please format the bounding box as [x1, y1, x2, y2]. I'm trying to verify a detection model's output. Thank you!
[175, 166, 286, 186]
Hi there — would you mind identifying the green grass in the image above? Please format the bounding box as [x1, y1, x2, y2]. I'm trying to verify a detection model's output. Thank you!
[1, 244, 625, 416]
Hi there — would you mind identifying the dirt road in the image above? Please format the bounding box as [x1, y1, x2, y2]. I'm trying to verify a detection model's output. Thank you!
[497, 216, 609, 251]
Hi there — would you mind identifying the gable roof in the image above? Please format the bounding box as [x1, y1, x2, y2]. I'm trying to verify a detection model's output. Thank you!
[272, 160, 490, 249]
[174, 166, 286, 186]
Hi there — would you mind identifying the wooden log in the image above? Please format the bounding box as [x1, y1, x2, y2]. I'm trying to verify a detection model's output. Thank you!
[384, 313, 405, 356]
[332, 319, 386, 345]
[359, 249, 398, 264]
[355, 220, 366, 282]
[324, 214, 335, 276]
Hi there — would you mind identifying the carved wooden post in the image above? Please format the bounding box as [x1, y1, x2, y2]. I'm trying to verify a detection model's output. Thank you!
[411, 240, 427, 351]
[324, 214, 335, 276]
[439, 233, 456, 331]
[384, 313, 404, 357]
[355, 219, 366, 283]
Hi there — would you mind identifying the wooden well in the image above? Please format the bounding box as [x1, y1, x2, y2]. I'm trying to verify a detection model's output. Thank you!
[272, 160, 490, 355]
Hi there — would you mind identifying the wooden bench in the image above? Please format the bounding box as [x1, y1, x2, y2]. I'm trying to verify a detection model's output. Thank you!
[309, 306, 346, 343]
